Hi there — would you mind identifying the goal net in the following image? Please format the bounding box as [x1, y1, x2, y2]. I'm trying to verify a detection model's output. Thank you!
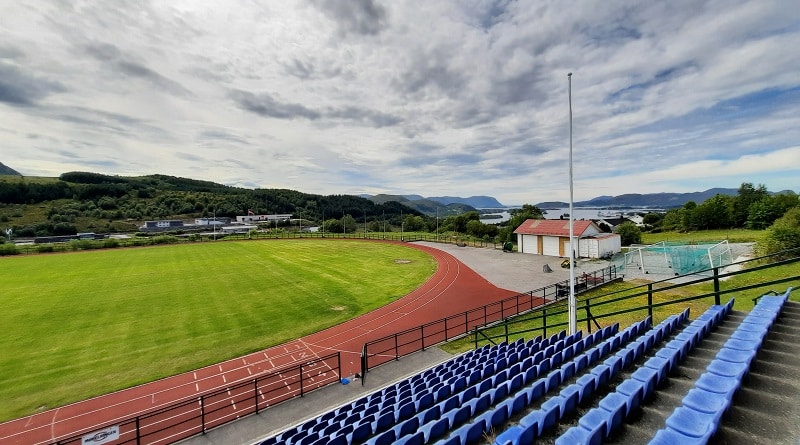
[614, 240, 733, 276]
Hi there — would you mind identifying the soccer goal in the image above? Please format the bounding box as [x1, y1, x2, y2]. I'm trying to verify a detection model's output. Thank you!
[618, 240, 733, 276]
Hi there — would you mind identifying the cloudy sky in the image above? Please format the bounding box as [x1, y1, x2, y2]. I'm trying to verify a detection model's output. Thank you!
[1, 1, 798, 205]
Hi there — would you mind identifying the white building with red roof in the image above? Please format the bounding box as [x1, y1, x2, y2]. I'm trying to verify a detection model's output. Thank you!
[513, 219, 621, 258]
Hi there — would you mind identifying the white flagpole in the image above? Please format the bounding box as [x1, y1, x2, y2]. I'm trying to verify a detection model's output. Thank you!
[568, 72, 577, 335]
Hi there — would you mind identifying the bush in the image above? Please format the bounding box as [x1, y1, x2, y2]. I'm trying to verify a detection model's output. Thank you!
[0, 244, 18, 256]
[103, 238, 120, 248]
[614, 222, 642, 246]
[37, 244, 55, 253]
[757, 207, 800, 259]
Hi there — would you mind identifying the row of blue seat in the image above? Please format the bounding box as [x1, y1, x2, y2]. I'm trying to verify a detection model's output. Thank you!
[492, 311, 687, 445]
[555, 302, 723, 445]
[650, 288, 792, 444]
[423, 322, 629, 445]
[256, 329, 579, 445]
[365, 329, 599, 445]
[431, 319, 641, 445]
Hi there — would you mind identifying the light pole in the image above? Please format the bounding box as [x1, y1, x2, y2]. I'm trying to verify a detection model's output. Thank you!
[400, 210, 404, 241]
[363, 209, 367, 239]
[322, 210, 325, 238]
[567, 72, 577, 336]
[436, 207, 439, 242]
[382, 210, 386, 239]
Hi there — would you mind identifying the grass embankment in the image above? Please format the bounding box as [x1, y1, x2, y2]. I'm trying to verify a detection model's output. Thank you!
[0, 240, 436, 421]
[641, 229, 765, 244]
[443, 230, 799, 355]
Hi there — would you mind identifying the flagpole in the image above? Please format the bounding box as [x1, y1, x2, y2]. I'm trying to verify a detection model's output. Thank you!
[568, 72, 577, 335]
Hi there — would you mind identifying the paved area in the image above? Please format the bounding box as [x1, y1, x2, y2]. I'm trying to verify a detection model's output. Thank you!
[413, 242, 611, 293]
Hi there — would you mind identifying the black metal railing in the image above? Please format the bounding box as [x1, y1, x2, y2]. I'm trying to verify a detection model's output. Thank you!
[50, 352, 341, 445]
[360, 265, 618, 382]
[470, 253, 800, 347]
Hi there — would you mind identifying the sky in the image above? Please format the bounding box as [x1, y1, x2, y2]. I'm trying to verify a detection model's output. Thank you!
[1, 1, 799, 205]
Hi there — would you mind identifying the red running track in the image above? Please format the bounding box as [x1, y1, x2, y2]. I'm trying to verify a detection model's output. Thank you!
[0, 241, 521, 445]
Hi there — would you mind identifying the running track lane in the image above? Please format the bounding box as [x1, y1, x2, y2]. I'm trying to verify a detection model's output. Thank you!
[0, 241, 523, 445]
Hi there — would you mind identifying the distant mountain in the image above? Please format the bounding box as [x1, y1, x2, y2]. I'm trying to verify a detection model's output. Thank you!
[428, 195, 505, 208]
[536, 188, 742, 209]
[0, 162, 22, 176]
[368, 194, 477, 215]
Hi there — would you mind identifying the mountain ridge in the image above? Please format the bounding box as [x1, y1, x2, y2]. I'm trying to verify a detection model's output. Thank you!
[0, 162, 22, 176]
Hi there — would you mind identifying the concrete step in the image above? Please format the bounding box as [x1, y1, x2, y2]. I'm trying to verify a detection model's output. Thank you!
[604, 311, 744, 445]
[711, 300, 800, 445]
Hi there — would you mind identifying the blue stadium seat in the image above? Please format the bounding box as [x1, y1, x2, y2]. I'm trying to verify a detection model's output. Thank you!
[415, 391, 434, 412]
[522, 402, 559, 435]
[440, 394, 460, 414]
[578, 405, 620, 438]
[396, 431, 424, 445]
[615, 378, 644, 412]
[348, 421, 373, 444]
[494, 423, 536, 445]
[555, 424, 602, 445]
[449, 404, 472, 430]
[460, 385, 477, 405]
[466, 393, 491, 416]
[557, 386, 580, 417]
[419, 404, 441, 426]
[544, 369, 562, 392]
[589, 364, 611, 388]
[365, 428, 396, 445]
[649, 427, 707, 445]
[561, 361, 576, 381]
[681, 388, 731, 416]
[664, 406, 717, 442]
[452, 418, 487, 445]
[421, 418, 450, 443]
[523, 379, 547, 405]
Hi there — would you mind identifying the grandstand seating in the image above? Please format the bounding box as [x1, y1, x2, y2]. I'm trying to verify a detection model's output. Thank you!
[254, 286, 793, 445]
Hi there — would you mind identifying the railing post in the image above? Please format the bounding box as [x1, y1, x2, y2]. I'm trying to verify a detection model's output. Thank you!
[200, 396, 205, 434]
[542, 308, 547, 337]
[254, 379, 259, 414]
[585, 299, 591, 333]
[136, 416, 141, 445]
[361, 344, 368, 386]
[504, 321, 509, 344]
[298, 362, 305, 396]
[421, 325, 425, 350]
[473, 326, 478, 349]
[444, 317, 448, 341]
[713, 267, 721, 305]
[394, 333, 399, 360]
[647, 283, 654, 320]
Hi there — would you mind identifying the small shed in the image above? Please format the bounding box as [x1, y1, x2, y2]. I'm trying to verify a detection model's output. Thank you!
[513, 219, 621, 259]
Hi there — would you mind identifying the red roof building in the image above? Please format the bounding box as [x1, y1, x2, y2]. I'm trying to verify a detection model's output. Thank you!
[513, 219, 620, 258]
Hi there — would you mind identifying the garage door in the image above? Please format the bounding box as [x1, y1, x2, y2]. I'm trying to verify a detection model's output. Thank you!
[543, 236, 560, 256]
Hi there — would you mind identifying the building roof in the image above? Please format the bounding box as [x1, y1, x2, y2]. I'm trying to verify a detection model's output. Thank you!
[513, 219, 597, 237]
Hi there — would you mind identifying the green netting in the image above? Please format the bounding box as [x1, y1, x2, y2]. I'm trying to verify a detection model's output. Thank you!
[612, 241, 734, 276]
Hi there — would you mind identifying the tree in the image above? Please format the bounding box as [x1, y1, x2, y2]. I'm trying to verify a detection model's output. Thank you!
[341, 214, 357, 233]
[323, 218, 343, 233]
[733, 182, 769, 227]
[614, 222, 642, 246]
[499, 204, 545, 243]
[757, 207, 800, 259]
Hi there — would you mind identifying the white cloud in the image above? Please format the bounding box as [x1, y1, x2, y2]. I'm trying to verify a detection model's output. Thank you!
[0, 0, 798, 205]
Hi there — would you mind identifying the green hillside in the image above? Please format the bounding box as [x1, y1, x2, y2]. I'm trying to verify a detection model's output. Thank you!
[0, 172, 422, 237]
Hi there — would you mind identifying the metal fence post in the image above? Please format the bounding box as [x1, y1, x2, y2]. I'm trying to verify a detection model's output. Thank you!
[200, 396, 205, 434]
[444, 317, 448, 341]
[299, 363, 304, 396]
[713, 267, 721, 305]
[585, 299, 591, 333]
[542, 308, 547, 337]
[421, 325, 425, 350]
[136, 416, 141, 445]
[647, 283, 654, 320]
[254, 379, 259, 414]
[394, 334, 399, 360]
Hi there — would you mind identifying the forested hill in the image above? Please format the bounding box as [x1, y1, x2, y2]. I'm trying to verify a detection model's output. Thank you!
[0, 162, 21, 176]
[0, 172, 421, 236]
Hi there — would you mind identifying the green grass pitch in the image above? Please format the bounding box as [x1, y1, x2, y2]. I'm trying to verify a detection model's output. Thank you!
[0, 239, 436, 421]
